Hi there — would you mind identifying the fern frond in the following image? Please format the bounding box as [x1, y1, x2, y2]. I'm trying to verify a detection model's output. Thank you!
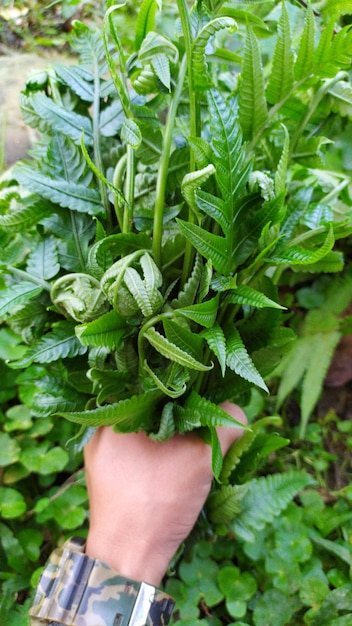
[176, 219, 228, 274]
[0, 196, 51, 233]
[26, 92, 93, 144]
[274, 125, 290, 197]
[276, 335, 314, 408]
[207, 483, 249, 525]
[76, 310, 127, 349]
[26, 236, 60, 281]
[163, 318, 203, 360]
[181, 164, 216, 213]
[14, 165, 102, 216]
[144, 327, 212, 371]
[172, 253, 202, 308]
[300, 330, 341, 437]
[224, 285, 284, 310]
[177, 294, 219, 328]
[294, 5, 315, 81]
[266, 3, 294, 105]
[270, 226, 335, 266]
[195, 190, 229, 233]
[208, 90, 249, 212]
[226, 327, 268, 392]
[10, 321, 87, 369]
[53, 63, 94, 102]
[232, 471, 313, 541]
[220, 416, 282, 484]
[149, 402, 176, 442]
[135, 0, 160, 50]
[192, 17, 236, 87]
[202, 323, 227, 376]
[238, 27, 268, 140]
[57, 390, 161, 430]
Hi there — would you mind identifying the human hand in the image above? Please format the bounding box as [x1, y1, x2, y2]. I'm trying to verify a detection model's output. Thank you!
[84, 402, 247, 586]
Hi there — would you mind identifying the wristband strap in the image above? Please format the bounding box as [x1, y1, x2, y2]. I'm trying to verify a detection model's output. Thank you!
[29, 537, 175, 626]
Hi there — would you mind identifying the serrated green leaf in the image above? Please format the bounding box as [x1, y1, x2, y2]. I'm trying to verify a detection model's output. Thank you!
[226, 327, 268, 392]
[29, 92, 93, 144]
[232, 471, 313, 541]
[177, 219, 228, 274]
[266, 4, 294, 105]
[57, 391, 160, 430]
[26, 236, 60, 281]
[143, 360, 187, 398]
[192, 17, 236, 87]
[238, 27, 268, 140]
[0, 282, 43, 318]
[135, 0, 160, 50]
[172, 253, 203, 309]
[220, 416, 282, 484]
[177, 294, 219, 328]
[195, 190, 229, 233]
[274, 125, 290, 196]
[208, 483, 249, 524]
[163, 318, 203, 360]
[149, 401, 176, 442]
[224, 285, 284, 310]
[270, 226, 335, 265]
[76, 310, 127, 349]
[151, 53, 171, 90]
[188, 137, 213, 168]
[294, 6, 315, 80]
[202, 323, 227, 376]
[14, 165, 103, 215]
[0, 196, 52, 232]
[100, 99, 125, 137]
[145, 327, 211, 371]
[185, 391, 248, 430]
[10, 322, 87, 369]
[121, 118, 142, 148]
[300, 330, 341, 437]
[181, 165, 215, 214]
[53, 63, 94, 102]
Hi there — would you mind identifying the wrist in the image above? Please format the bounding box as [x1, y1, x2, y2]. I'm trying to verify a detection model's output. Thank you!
[86, 529, 171, 586]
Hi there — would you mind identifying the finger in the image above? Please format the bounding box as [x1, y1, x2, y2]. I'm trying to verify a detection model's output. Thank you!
[217, 401, 248, 455]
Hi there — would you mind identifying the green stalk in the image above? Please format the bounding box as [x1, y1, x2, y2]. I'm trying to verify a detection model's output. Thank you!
[177, 0, 199, 286]
[93, 58, 112, 230]
[123, 145, 135, 233]
[7, 267, 51, 291]
[112, 153, 127, 231]
[152, 55, 188, 266]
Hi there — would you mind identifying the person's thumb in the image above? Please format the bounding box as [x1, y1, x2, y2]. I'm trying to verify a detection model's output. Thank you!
[216, 401, 248, 456]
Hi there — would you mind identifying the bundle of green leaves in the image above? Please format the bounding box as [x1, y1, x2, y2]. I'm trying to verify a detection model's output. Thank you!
[1, 0, 352, 518]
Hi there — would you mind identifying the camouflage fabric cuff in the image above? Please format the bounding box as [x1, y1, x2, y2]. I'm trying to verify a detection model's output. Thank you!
[29, 536, 175, 626]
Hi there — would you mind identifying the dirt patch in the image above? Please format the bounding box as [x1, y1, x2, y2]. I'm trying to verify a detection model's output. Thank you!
[0, 53, 71, 168]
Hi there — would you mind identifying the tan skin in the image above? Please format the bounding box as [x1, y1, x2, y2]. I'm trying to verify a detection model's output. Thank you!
[84, 401, 247, 586]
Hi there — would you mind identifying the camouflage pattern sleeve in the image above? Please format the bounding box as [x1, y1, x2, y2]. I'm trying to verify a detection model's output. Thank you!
[29, 537, 175, 626]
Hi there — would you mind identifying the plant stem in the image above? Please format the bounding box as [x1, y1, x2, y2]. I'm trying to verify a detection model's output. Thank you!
[112, 153, 127, 231]
[152, 55, 188, 266]
[177, 0, 199, 286]
[7, 267, 51, 291]
[123, 145, 135, 233]
[93, 58, 112, 231]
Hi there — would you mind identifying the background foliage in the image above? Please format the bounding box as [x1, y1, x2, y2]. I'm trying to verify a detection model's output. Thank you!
[0, 1, 352, 625]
